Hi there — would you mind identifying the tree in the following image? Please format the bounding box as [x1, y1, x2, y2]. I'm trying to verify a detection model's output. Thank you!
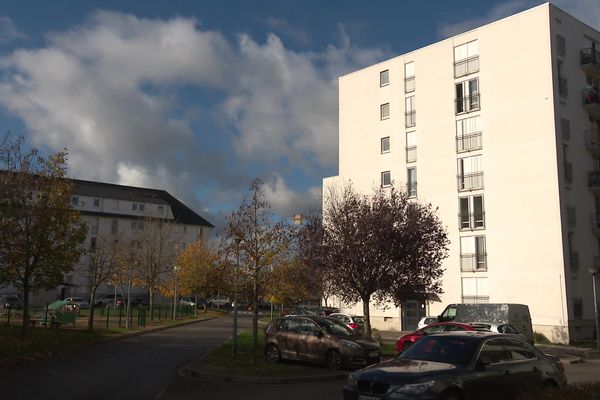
[264, 257, 320, 309]
[76, 233, 122, 330]
[135, 218, 179, 320]
[223, 178, 293, 366]
[177, 239, 226, 306]
[301, 182, 449, 336]
[0, 133, 87, 336]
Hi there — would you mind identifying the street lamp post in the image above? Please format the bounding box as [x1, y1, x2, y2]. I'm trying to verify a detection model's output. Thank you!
[173, 265, 179, 320]
[589, 265, 600, 353]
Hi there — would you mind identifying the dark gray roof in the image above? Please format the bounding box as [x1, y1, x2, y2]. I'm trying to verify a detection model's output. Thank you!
[71, 178, 214, 228]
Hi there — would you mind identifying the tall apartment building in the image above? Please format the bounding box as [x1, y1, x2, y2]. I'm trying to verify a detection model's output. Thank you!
[323, 3, 600, 343]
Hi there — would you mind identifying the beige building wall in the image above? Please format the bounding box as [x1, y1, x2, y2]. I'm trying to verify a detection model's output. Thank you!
[325, 3, 600, 343]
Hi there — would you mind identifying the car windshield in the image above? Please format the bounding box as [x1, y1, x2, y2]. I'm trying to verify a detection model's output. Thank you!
[400, 336, 479, 365]
[315, 318, 353, 336]
[353, 316, 365, 324]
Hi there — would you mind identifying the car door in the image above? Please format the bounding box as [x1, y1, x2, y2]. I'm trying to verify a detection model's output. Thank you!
[279, 318, 302, 359]
[297, 319, 327, 361]
[499, 338, 544, 393]
[463, 338, 514, 400]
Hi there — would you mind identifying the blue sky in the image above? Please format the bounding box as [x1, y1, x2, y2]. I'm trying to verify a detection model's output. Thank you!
[1, 0, 599, 231]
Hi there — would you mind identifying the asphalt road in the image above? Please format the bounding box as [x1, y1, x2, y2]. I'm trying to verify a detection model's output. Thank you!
[0, 316, 250, 400]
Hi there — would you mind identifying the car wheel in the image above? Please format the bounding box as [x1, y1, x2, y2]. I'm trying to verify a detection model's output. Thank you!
[265, 344, 281, 364]
[325, 349, 342, 370]
[402, 341, 412, 352]
[440, 389, 463, 400]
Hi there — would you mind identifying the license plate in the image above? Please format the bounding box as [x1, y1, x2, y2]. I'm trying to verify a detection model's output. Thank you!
[369, 351, 379, 357]
[359, 396, 380, 400]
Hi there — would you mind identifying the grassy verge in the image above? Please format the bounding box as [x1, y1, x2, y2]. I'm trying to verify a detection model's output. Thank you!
[199, 330, 339, 377]
[0, 312, 219, 368]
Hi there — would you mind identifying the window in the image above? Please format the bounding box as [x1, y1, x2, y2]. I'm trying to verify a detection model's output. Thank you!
[112, 200, 119, 210]
[381, 137, 390, 153]
[455, 78, 480, 114]
[381, 171, 392, 187]
[93, 198, 100, 208]
[454, 41, 479, 77]
[111, 219, 118, 234]
[460, 236, 487, 272]
[380, 103, 390, 120]
[407, 167, 417, 197]
[406, 131, 416, 162]
[456, 116, 482, 152]
[90, 237, 97, 252]
[132, 203, 138, 211]
[72, 196, 79, 206]
[139, 204, 145, 212]
[558, 60, 568, 97]
[556, 35, 566, 57]
[405, 96, 415, 128]
[404, 62, 415, 93]
[561, 118, 570, 141]
[568, 232, 579, 270]
[157, 205, 164, 214]
[380, 69, 389, 87]
[573, 298, 583, 319]
[459, 195, 485, 230]
[458, 155, 483, 191]
[461, 276, 488, 303]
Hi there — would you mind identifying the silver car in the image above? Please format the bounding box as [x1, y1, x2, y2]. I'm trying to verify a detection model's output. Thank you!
[469, 321, 529, 342]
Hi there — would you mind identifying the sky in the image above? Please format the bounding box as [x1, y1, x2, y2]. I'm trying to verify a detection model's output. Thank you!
[0, 0, 599, 232]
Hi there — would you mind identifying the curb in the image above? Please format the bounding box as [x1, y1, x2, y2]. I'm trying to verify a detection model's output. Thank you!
[99, 316, 217, 343]
[179, 365, 348, 384]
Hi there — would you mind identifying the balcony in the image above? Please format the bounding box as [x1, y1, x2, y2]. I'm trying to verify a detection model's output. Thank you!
[588, 170, 600, 193]
[583, 88, 600, 118]
[455, 94, 481, 114]
[460, 253, 487, 272]
[406, 146, 417, 163]
[591, 214, 600, 236]
[405, 110, 416, 128]
[458, 172, 484, 191]
[456, 131, 483, 153]
[405, 76, 415, 93]
[585, 128, 600, 156]
[454, 56, 480, 78]
[459, 212, 486, 230]
[580, 48, 600, 79]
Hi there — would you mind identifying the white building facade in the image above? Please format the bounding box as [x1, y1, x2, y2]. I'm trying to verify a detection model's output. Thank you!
[324, 3, 600, 343]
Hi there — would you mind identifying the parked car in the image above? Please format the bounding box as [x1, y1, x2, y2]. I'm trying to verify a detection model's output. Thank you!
[396, 321, 476, 353]
[469, 321, 528, 342]
[206, 296, 230, 308]
[63, 296, 90, 309]
[328, 313, 365, 335]
[94, 294, 124, 308]
[417, 315, 438, 329]
[316, 306, 340, 316]
[179, 296, 196, 308]
[344, 331, 566, 400]
[264, 315, 381, 370]
[438, 303, 534, 343]
[0, 294, 23, 310]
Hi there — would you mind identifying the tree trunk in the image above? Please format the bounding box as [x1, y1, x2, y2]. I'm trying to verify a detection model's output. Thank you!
[20, 278, 30, 337]
[88, 286, 98, 330]
[251, 270, 258, 367]
[149, 288, 154, 321]
[362, 295, 372, 337]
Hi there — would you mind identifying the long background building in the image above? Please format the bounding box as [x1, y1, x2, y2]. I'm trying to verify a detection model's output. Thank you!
[324, 2, 600, 343]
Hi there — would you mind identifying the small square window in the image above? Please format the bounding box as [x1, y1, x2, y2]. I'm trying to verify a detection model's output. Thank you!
[381, 171, 392, 187]
[380, 103, 390, 120]
[380, 70, 389, 87]
[72, 196, 79, 206]
[132, 203, 138, 211]
[93, 198, 100, 208]
[139, 204, 145, 211]
[381, 137, 390, 153]
[157, 205, 164, 213]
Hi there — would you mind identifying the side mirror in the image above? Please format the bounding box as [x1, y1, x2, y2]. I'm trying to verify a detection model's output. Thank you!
[314, 330, 323, 338]
[476, 357, 491, 370]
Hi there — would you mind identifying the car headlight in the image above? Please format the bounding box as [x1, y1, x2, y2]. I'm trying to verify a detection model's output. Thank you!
[391, 380, 435, 395]
[345, 373, 358, 387]
[340, 340, 362, 349]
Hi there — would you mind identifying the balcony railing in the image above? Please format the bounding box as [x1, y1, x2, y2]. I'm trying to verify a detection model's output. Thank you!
[405, 76, 415, 93]
[454, 56, 480, 78]
[407, 182, 417, 198]
[405, 110, 416, 128]
[457, 172, 484, 191]
[455, 94, 481, 114]
[558, 76, 568, 97]
[583, 87, 600, 118]
[456, 131, 483, 153]
[588, 170, 600, 192]
[580, 48, 600, 78]
[459, 212, 486, 230]
[460, 253, 487, 272]
[585, 128, 600, 156]
[406, 146, 417, 163]
[591, 213, 600, 235]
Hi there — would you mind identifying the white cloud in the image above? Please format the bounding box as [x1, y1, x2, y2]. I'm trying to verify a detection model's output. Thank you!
[262, 173, 322, 217]
[0, 16, 25, 45]
[0, 11, 385, 217]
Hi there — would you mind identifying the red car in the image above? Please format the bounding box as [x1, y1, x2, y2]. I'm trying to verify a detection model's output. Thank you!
[395, 322, 475, 353]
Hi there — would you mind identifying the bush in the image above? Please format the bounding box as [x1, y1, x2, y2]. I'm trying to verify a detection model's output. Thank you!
[533, 331, 550, 344]
[517, 382, 600, 400]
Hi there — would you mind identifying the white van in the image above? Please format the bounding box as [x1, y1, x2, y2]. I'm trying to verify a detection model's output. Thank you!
[438, 303, 534, 343]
